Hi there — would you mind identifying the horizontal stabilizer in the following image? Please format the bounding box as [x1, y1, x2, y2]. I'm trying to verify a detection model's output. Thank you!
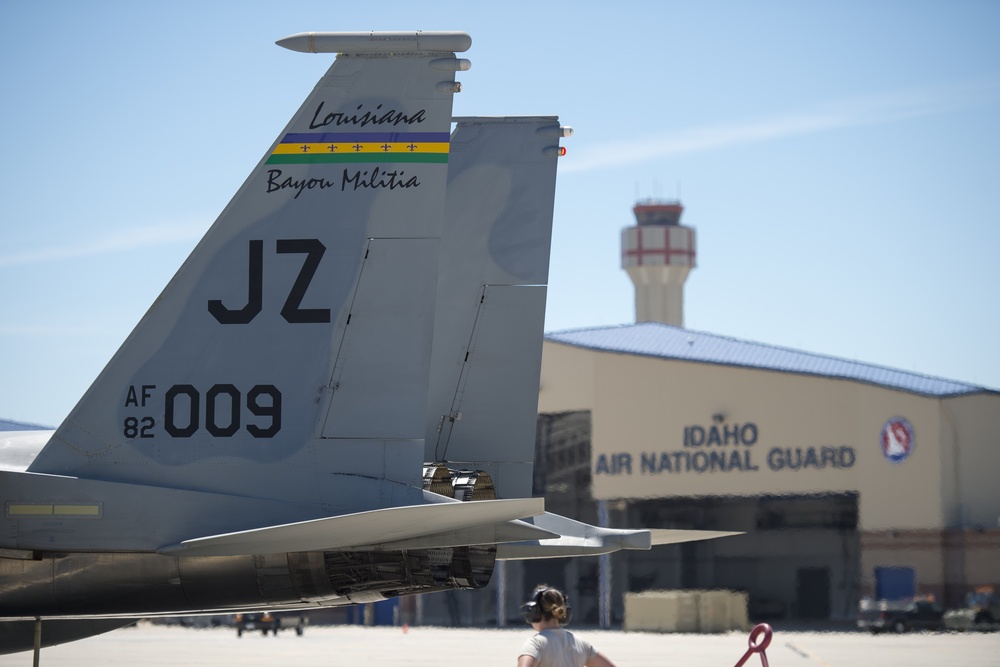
[158, 497, 544, 557]
[649, 528, 741, 545]
[356, 518, 557, 551]
[495, 512, 739, 560]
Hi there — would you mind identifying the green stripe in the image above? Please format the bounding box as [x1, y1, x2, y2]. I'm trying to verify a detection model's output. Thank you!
[267, 153, 449, 165]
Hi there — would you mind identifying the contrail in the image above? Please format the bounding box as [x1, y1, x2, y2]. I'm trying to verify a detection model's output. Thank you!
[562, 81, 1000, 173]
[0, 221, 207, 267]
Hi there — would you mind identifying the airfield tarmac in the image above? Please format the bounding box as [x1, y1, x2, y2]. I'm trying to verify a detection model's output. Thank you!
[1, 622, 998, 667]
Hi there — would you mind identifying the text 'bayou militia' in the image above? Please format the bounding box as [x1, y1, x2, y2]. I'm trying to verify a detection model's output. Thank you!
[266, 168, 420, 199]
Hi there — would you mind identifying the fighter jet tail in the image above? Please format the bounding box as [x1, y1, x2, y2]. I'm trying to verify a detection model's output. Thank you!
[424, 116, 571, 499]
[26, 33, 472, 508]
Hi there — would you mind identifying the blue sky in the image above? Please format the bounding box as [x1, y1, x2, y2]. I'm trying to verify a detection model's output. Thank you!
[1, 1, 998, 426]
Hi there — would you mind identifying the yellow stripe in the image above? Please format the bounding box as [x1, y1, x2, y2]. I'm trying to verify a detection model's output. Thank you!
[273, 142, 450, 155]
[54, 504, 101, 516]
[8, 504, 53, 516]
[7, 503, 102, 517]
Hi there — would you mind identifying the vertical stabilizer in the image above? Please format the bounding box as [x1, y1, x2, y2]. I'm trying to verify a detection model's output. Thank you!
[425, 117, 569, 498]
[29, 33, 471, 505]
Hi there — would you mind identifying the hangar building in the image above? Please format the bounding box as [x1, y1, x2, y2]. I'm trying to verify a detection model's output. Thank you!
[525, 200, 1000, 625]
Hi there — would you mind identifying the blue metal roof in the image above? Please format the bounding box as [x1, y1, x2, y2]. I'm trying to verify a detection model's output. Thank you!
[545, 322, 995, 398]
[0, 418, 54, 432]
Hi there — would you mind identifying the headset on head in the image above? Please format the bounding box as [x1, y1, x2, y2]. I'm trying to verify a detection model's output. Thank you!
[521, 587, 572, 626]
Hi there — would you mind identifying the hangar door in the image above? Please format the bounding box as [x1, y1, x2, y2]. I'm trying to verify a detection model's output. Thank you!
[797, 567, 831, 619]
[623, 493, 860, 621]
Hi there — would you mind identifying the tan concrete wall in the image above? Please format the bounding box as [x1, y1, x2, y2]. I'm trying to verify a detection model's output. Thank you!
[537, 342, 595, 413]
[941, 394, 1000, 528]
[577, 350, 944, 529]
[947, 529, 1000, 591]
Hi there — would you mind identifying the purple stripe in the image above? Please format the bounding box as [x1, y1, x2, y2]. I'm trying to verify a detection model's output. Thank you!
[281, 132, 451, 143]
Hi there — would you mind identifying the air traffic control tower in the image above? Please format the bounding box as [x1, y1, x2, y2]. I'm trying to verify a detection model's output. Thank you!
[620, 199, 696, 326]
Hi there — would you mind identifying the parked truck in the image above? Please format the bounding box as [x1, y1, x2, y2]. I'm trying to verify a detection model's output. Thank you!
[857, 596, 944, 634]
[233, 612, 306, 637]
[944, 586, 1000, 632]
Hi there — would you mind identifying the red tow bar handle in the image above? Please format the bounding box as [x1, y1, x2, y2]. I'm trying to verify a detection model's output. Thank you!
[733, 623, 772, 667]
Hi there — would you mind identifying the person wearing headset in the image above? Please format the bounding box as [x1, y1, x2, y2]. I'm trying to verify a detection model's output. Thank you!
[517, 585, 619, 667]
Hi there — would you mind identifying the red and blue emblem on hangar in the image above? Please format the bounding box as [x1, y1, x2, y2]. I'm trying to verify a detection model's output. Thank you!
[880, 417, 915, 463]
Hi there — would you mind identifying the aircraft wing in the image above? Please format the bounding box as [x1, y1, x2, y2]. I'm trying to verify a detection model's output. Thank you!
[159, 497, 546, 557]
[0, 619, 137, 656]
[495, 511, 740, 560]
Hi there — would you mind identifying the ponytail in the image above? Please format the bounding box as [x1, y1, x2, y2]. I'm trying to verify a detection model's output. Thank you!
[538, 587, 572, 625]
